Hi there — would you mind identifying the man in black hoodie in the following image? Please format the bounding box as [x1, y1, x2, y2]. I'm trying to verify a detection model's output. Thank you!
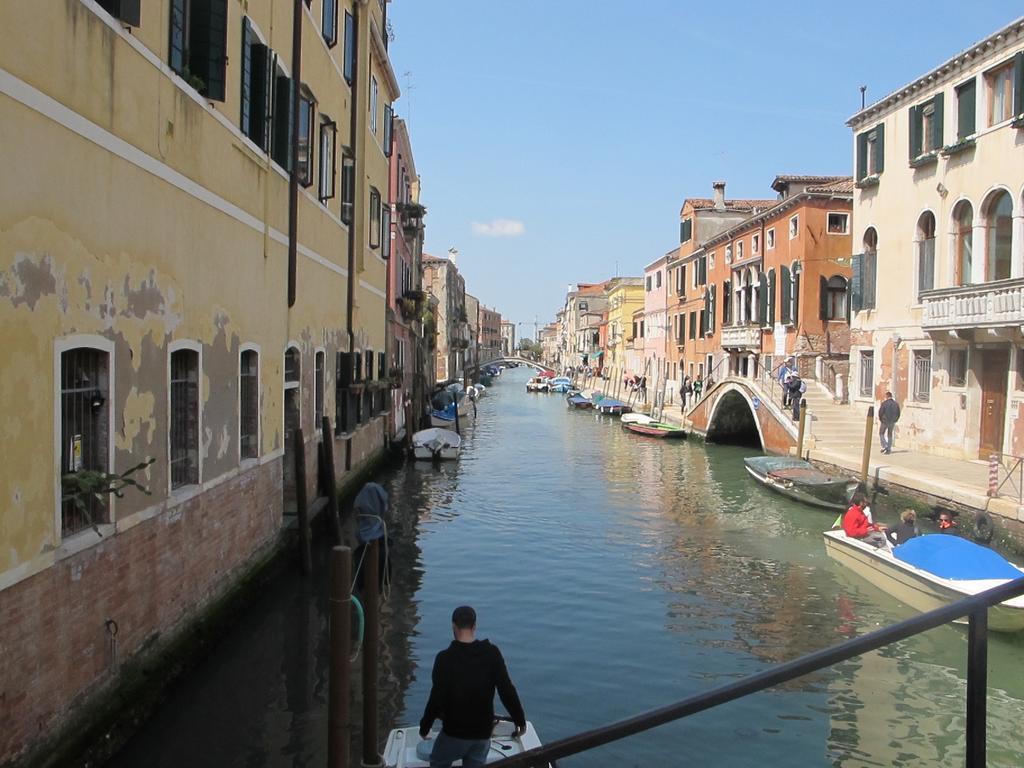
[419, 605, 527, 768]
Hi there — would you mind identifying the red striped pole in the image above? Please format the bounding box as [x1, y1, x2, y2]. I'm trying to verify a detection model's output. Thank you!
[988, 454, 999, 498]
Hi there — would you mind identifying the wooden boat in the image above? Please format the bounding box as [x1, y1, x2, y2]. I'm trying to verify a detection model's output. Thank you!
[823, 530, 1024, 632]
[620, 413, 654, 425]
[548, 376, 572, 393]
[411, 428, 461, 461]
[566, 393, 592, 409]
[743, 456, 857, 511]
[526, 376, 548, 392]
[383, 720, 549, 767]
[595, 397, 631, 415]
[623, 421, 687, 438]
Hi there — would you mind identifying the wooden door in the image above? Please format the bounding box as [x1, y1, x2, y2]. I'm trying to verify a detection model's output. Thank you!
[979, 349, 1009, 458]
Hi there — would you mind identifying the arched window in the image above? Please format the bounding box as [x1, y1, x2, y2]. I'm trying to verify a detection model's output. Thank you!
[820, 275, 849, 321]
[985, 190, 1013, 281]
[953, 200, 973, 286]
[916, 211, 936, 296]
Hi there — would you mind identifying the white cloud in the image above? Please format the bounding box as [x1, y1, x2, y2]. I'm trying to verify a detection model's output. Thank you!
[470, 218, 525, 237]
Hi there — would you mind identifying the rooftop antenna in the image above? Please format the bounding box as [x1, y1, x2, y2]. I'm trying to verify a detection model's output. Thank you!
[859, 85, 867, 110]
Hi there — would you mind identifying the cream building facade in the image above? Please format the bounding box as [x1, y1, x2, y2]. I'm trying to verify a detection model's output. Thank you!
[847, 16, 1024, 459]
[0, 0, 398, 761]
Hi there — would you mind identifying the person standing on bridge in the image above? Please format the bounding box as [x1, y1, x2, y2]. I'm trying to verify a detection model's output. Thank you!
[878, 391, 901, 454]
[420, 605, 527, 768]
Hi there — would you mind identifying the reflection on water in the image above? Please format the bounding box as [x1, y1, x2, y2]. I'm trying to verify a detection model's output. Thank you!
[107, 368, 1024, 767]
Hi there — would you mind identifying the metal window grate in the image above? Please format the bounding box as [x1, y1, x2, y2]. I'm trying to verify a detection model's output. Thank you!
[240, 350, 259, 459]
[170, 349, 199, 488]
[61, 348, 110, 536]
[314, 351, 325, 427]
[949, 349, 968, 387]
[859, 351, 874, 397]
[914, 350, 932, 402]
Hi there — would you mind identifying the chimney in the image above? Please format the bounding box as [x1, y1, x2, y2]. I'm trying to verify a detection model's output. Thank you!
[712, 181, 726, 211]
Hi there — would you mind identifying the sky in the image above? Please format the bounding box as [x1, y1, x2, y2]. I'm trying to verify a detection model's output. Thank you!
[387, 1, 1020, 339]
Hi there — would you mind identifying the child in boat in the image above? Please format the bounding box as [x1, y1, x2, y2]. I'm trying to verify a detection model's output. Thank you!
[842, 493, 889, 548]
[886, 508, 920, 547]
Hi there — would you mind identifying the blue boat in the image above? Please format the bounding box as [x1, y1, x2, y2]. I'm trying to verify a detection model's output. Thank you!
[567, 394, 592, 409]
[595, 397, 631, 415]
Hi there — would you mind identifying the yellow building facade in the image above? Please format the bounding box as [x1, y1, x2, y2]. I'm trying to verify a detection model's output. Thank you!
[602, 278, 644, 379]
[0, 0, 399, 761]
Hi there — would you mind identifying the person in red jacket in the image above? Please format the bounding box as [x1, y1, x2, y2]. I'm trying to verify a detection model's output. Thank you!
[843, 493, 889, 548]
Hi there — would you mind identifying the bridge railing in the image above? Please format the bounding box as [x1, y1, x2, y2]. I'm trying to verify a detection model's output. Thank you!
[492, 577, 1024, 768]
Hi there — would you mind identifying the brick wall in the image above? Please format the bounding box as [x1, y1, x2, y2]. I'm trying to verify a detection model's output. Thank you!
[0, 459, 282, 763]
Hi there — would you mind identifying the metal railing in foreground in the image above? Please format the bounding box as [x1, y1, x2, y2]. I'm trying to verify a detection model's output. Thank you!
[493, 577, 1024, 768]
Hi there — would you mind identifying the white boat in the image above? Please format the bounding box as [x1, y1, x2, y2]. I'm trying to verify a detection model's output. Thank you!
[412, 428, 461, 461]
[526, 377, 549, 392]
[383, 720, 548, 768]
[620, 413, 654, 425]
[823, 530, 1024, 632]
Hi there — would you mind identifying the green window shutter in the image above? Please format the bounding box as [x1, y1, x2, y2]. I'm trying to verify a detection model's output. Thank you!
[343, 12, 355, 84]
[856, 132, 868, 180]
[699, 255, 707, 285]
[272, 74, 294, 170]
[240, 18, 253, 137]
[958, 79, 976, 139]
[819, 276, 828, 320]
[168, 0, 186, 74]
[709, 285, 716, 333]
[874, 123, 885, 174]
[680, 314, 685, 344]
[865, 252, 877, 309]
[931, 92, 944, 151]
[680, 264, 687, 297]
[908, 105, 920, 160]
[188, 0, 228, 101]
[722, 280, 730, 324]
[850, 253, 863, 312]
[780, 265, 792, 324]
[1015, 51, 1024, 117]
[767, 269, 776, 325]
[757, 272, 768, 325]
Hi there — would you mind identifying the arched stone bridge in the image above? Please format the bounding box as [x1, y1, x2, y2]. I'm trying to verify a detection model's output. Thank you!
[686, 377, 800, 454]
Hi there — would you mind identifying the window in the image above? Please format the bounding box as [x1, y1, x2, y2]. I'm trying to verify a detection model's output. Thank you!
[383, 104, 394, 156]
[656, 271, 662, 288]
[340, 152, 355, 224]
[855, 123, 885, 180]
[820, 275, 848, 321]
[956, 79, 976, 140]
[916, 212, 936, 297]
[369, 187, 382, 248]
[737, 241, 744, 260]
[913, 349, 932, 403]
[370, 75, 379, 134]
[680, 218, 693, 243]
[285, 346, 300, 385]
[240, 349, 259, 460]
[766, 228, 775, 250]
[789, 215, 799, 239]
[852, 228, 878, 311]
[985, 190, 1013, 281]
[859, 350, 874, 397]
[948, 349, 967, 388]
[708, 253, 715, 270]
[827, 212, 849, 234]
[724, 245, 732, 264]
[697, 254, 707, 286]
[987, 60, 1014, 126]
[169, 0, 228, 101]
[314, 350, 325, 428]
[688, 311, 697, 340]
[97, 0, 141, 26]
[322, 0, 338, 47]
[170, 348, 200, 489]
[752, 233, 760, 254]
[319, 118, 336, 201]
[382, 203, 392, 259]
[335, 352, 356, 434]
[298, 90, 315, 187]
[240, 18, 272, 150]
[343, 11, 355, 84]
[271, 67, 294, 170]
[646, 275, 652, 291]
[953, 200, 974, 286]
[909, 94, 943, 159]
[60, 347, 111, 536]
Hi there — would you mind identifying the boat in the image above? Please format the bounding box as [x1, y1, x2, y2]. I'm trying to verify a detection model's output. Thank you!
[411, 428, 461, 461]
[623, 421, 687, 438]
[383, 720, 549, 768]
[595, 397, 631, 415]
[823, 530, 1024, 632]
[567, 393, 592, 409]
[430, 403, 458, 428]
[743, 456, 858, 511]
[620, 413, 654, 425]
[526, 376, 549, 392]
[548, 376, 572, 394]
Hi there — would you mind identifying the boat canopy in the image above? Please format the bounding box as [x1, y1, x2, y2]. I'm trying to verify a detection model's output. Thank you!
[894, 535, 1024, 580]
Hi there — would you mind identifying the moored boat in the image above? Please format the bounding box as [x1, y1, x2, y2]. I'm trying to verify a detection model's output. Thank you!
[620, 413, 654, 425]
[548, 376, 573, 394]
[567, 393, 592, 408]
[383, 720, 548, 768]
[623, 421, 687, 438]
[411, 428, 461, 461]
[823, 530, 1024, 632]
[744, 456, 857, 511]
[595, 397, 631, 415]
[526, 376, 549, 392]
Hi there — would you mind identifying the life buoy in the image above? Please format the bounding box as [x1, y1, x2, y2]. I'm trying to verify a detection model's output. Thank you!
[974, 512, 995, 544]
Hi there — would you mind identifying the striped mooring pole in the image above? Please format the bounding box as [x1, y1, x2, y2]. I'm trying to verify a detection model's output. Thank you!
[987, 454, 999, 498]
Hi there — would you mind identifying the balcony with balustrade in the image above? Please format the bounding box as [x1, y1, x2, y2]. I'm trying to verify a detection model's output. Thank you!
[920, 277, 1024, 331]
[721, 323, 762, 349]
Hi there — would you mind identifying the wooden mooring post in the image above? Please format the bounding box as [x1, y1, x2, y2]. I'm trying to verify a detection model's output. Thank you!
[796, 399, 807, 457]
[321, 416, 342, 543]
[362, 539, 382, 767]
[328, 546, 352, 768]
[294, 427, 312, 576]
[860, 405, 875, 489]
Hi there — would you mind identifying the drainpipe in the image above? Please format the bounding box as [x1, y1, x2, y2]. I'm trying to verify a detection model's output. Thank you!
[344, 2, 362, 469]
[287, 0, 303, 307]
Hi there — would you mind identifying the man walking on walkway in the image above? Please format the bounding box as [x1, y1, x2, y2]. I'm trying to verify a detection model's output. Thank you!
[878, 391, 901, 454]
[420, 606, 527, 768]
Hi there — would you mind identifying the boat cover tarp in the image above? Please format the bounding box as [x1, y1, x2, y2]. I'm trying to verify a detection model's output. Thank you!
[355, 483, 388, 543]
[567, 395, 590, 405]
[598, 398, 627, 408]
[894, 535, 1024, 580]
[745, 456, 844, 487]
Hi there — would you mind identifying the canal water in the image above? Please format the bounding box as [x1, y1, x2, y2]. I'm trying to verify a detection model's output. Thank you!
[108, 367, 1024, 767]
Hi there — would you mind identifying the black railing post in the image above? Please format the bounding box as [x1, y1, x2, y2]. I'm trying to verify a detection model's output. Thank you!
[965, 607, 988, 768]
